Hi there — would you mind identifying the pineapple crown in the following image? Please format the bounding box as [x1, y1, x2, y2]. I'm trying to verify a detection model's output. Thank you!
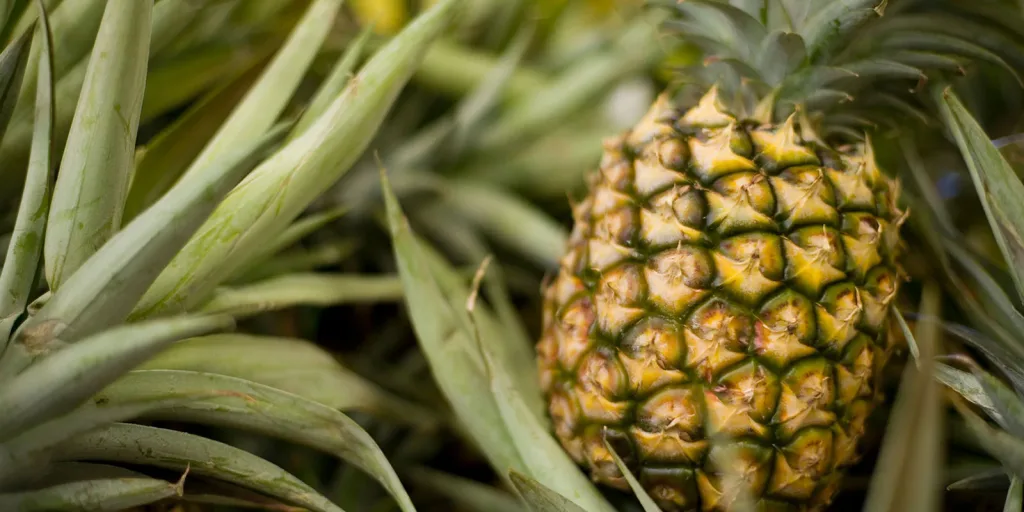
[649, 0, 1024, 142]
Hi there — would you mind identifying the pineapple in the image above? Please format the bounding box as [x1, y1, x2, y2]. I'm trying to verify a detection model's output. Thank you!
[531, 1, 1010, 509]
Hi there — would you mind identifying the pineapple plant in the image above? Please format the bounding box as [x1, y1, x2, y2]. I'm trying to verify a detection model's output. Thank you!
[0, 0, 464, 509]
[529, 1, 1024, 510]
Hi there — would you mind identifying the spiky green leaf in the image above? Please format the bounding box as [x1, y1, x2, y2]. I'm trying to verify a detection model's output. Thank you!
[98, 369, 419, 512]
[0, 314, 232, 441]
[0, 477, 182, 511]
[43, 0, 151, 289]
[509, 471, 587, 512]
[53, 423, 345, 512]
[935, 85, 1024, 305]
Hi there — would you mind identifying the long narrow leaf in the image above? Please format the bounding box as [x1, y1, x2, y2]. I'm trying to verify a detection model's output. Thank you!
[509, 471, 587, 512]
[0, 27, 31, 143]
[131, 0, 464, 318]
[183, 0, 344, 177]
[138, 333, 435, 426]
[42, 0, 151, 289]
[20, 124, 287, 344]
[199, 272, 404, 318]
[0, 0, 53, 351]
[381, 169, 526, 481]
[0, 477, 182, 511]
[935, 85, 1024, 304]
[290, 23, 373, 139]
[0, 314, 233, 441]
[53, 423, 345, 512]
[99, 369, 419, 512]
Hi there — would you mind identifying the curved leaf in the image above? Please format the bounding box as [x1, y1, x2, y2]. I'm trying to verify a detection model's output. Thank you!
[53, 423, 346, 512]
[98, 369, 419, 512]
[0, 477, 182, 511]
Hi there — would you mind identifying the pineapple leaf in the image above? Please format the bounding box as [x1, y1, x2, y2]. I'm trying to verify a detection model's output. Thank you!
[0, 27, 31, 143]
[229, 240, 357, 283]
[52, 423, 346, 512]
[952, 397, 1024, 481]
[149, 0, 206, 56]
[14, 0, 104, 119]
[443, 180, 567, 269]
[935, 85, 1024, 307]
[381, 167, 527, 481]
[0, 388, 201, 481]
[882, 33, 1022, 86]
[198, 272, 404, 319]
[0, 314, 234, 441]
[801, 0, 882, 61]
[974, 366, 1024, 437]
[97, 369, 419, 512]
[863, 283, 944, 512]
[132, 0, 464, 318]
[508, 471, 587, 512]
[836, 58, 924, 80]
[0, 477, 183, 511]
[183, 0, 343, 177]
[0, 0, 52, 351]
[123, 60, 265, 221]
[289, 23, 373, 140]
[946, 469, 1008, 491]
[225, 205, 350, 282]
[475, 272, 616, 512]
[407, 468, 524, 512]
[138, 333, 436, 428]
[20, 123, 287, 345]
[1006, 476, 1023, 512]
[414, 238, 545, 418]
[757, 30, 807, 86]
[43, 0, 151, 290]
[935, 364, 999, 418]
[604, 437, 661, 512]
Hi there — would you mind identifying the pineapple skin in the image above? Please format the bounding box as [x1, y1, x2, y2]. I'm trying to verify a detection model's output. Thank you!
[537, 89, 906, 512]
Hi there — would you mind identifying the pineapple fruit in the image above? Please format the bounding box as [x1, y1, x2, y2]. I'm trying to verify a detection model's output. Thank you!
[534, 2, 929, 509]
[537, 87, 904, 511]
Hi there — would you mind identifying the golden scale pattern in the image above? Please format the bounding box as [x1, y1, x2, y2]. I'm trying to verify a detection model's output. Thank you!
[537, 88, 906, 512]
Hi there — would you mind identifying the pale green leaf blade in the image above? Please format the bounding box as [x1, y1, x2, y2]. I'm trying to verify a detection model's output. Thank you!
[123, 60, 266, 221]
[604, 438, 660, 512]
[21, 124, 287, 344]
[53, 423, 346, 512]
[380, 169, 526, 480]
[0, 386, 202, 477]
[508, 471, 587, 512]
[408, 468, 524, 512]
[132, 0, 464, 318]
[0, 314, 233, 440]
[801, 1, 881, 60]
[232, 239, 357, 283]
[290, 23, 373, 139]
[0, 0, 53, 350]
[0, 27, 31, 142]
[936, 363, 998, 416]
[0, 477, 182, 511]
[862, 284, 944, 512]
[953, 399, 1024, 480]
[184, 0, 343, 177]
[199, 272, 403, 319]
[473, 273, 615, 512]
[225, 205, 350, 281]
[15, 0, 105, 116]
[1008, 476, 1024, 512]
[101, 369, 418, 512]
[149, 0, 205, 55]
[935, 85, 1024, 304]
[138, 333, 435, 427]
[42, 0, 151, 290]
[444, 180, 567, 268]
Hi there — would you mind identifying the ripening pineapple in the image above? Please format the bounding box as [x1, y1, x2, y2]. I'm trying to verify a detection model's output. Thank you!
[529, 1, 991, 510]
